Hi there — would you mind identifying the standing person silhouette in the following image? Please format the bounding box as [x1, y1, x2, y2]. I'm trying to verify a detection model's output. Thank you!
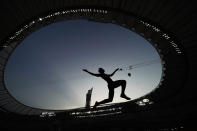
[83, 68, 130, 109]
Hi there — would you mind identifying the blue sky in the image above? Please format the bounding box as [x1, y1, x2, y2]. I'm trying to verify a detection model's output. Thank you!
[5, 19, 162, 110]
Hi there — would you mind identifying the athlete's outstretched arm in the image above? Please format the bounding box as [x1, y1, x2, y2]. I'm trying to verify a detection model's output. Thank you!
[83, 69, 100, 77]
[109, 68, 119, 77]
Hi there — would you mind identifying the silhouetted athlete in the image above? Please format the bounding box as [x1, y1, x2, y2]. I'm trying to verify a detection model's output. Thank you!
[83, 68, 130, 109]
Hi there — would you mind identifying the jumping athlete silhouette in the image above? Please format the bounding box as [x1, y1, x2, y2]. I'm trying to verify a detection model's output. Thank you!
[83, 68, 130, 109]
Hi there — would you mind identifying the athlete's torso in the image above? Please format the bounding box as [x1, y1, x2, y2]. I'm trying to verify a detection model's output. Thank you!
[100, 74, 113, 84]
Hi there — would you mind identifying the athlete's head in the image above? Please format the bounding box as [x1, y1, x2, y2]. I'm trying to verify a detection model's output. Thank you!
[98, 68, 105, 74]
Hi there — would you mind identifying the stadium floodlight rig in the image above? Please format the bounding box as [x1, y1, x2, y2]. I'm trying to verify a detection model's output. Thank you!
[0, 7, 187, 121]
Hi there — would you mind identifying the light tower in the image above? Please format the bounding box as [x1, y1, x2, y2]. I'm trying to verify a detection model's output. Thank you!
[85, 88, 93, 109]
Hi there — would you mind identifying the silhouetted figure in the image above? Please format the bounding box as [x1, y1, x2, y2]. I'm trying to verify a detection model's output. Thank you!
[83, 68, 130, 109]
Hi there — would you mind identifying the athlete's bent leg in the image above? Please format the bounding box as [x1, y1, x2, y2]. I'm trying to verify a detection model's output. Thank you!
[119, 80, 131, 100]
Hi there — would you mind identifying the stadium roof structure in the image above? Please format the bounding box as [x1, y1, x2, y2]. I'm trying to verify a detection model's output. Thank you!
[0, 0, 197, 126]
